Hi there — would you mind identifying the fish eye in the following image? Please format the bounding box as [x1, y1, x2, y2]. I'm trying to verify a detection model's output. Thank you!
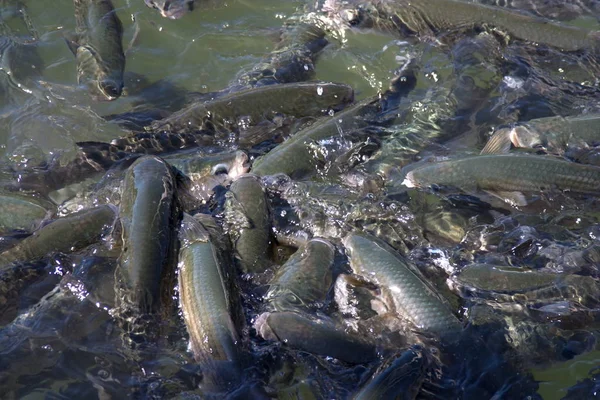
[285, 293, 301, 305]
[99, 80, 123, 99]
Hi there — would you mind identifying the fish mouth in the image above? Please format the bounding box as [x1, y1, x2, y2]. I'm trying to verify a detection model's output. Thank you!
[94, 79, 124, 101]
[161, 1, 194, 19]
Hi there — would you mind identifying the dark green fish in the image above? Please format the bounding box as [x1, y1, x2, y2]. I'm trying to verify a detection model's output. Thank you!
[0, 204, 116, 268]
[354, 347, 427, 400]
[474, 0, 600, 21]
[346, 0, 599, 52]
[144, 0, 194, 19]
[266, 238, 334, 312]
[116, 156, 179, 317]
[0, 192, 53, 234]
[454, 264, 558, 293]
[343, 232, 461, 334]
[403, 154, 600, 206]
[251, 96, 378, 178]
[150, 81, 354, 135]
[0, 261, 61, 328]
[255, 311, 378, 364]
[178, 213, 244, 392]
[224, 174, 272, 274]
[481, 114, 600, 155]
[232, 22, 328, 88]
[67, 0, 125, 100]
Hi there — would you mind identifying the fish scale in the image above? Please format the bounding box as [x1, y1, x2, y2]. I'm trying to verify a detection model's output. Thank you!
[405, 154, 600, 195]
[343, 232, 461, 334]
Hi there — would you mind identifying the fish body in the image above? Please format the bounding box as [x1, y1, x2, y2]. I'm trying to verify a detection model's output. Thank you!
[454, 264, 558, 293]
[0, 204, 116, 268]
[348, 0, 598, 52]
[343, 232, 461, 334]
[354, 347, 427, 400]
[0, 192, 53, 234]
[233, 22, 328, 88]
[482, 114, 600, 155]
[68, 0, 125, 100]
[251, 96, 378, 178]
[255, 311, 378, 364]
[150, 81, 354, 134]
[144, 0, 195, 19]
[473, 0, 600, 21]
[403, 154, 600, 199]
[266, 238, 334, 312]
[224, 174, 272, 274]
[178, 213, 243, 392]
[116, 156, 178, 316]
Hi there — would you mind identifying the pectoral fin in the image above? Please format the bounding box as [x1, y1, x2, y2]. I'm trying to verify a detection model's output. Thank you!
[481, 128, 513, 154]
[64, 32, 81, 56]
[484, 190, 528, 207]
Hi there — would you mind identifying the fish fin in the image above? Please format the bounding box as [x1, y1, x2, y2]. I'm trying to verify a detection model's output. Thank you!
[179, 213, 210, 244]
[64, 33, 81, 56]
[484, 190, 528, 207]
[481, 129, 513, 154]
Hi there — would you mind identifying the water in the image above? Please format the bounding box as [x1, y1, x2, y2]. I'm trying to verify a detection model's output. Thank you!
[1, 0, 600, 398]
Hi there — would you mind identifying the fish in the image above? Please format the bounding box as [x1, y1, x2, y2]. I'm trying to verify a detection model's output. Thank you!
[481, 114, 600, 155]
[144, 0, 195, 19]
[255, 311, 378, 364]
[67, 0, 125, 100]
[343, 231, 462, 335]
[224, 174, 273, 274]
[0, 204, 116, 269]
[265, 238, 335, 312]
[353, 347, 427, 400]
[251, 96, 379, 178]
[0, 192, 53, 234]
[232, 22, 328, 88]
[453, 264, 559, 294]
[345, 0, 600, 53]
[177, 213, 244, 392]
[473, 0, 600, 21]
[403, 154, 600, 206]
[115, 156, 179, 320]
[0, 261, 62, 328]
[150, 81, 354, 135]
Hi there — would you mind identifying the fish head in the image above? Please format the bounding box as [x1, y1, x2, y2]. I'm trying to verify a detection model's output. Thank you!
[267, 290, 308, 313]
[145, 0, 195, 19]
[511, 125, 543, 149]
[75, 45, 124, 101]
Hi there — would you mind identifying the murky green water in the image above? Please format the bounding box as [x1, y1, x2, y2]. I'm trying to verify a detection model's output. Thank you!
[2, 0, 600, 399]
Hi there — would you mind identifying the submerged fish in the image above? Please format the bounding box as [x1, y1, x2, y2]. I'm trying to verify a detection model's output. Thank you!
[345, 0, 600, 52]
[403, 154, 600, 206]
[144, 0, 195, 19]
[178, 213, 244, 392]
[67, 0, 125, 100]
[474, 0, 600, 21]
[251, 96, 378, 178]
[354, 347, 427, 400]
[255, 311, 378, 364]
[150, 81, 354, 135]
[343, 232, 462, 335]
[0, 192, 53, 234]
